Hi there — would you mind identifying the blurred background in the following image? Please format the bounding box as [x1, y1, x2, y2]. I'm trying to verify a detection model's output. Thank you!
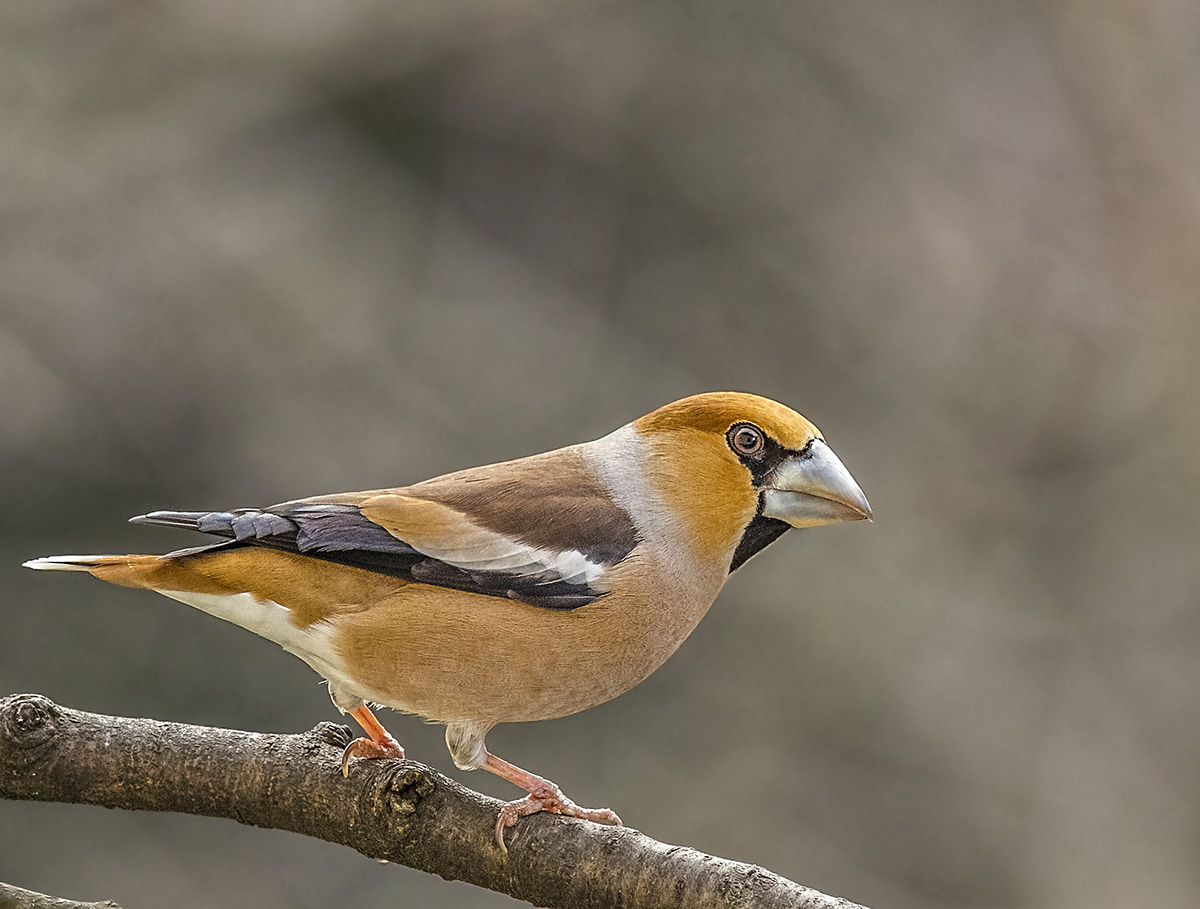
[3, 2, 1199, 907]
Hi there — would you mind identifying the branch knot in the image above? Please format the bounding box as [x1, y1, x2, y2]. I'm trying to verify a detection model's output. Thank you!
[310, 721, 353, 749]
[1, 694, 60, 751]
[385, 765, 435, 817]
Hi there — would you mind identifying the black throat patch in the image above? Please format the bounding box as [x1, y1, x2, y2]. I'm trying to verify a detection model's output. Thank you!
[729, 495, 790, 572]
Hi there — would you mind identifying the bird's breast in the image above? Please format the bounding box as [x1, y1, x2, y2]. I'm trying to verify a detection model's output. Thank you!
[330, 552, 727, 726]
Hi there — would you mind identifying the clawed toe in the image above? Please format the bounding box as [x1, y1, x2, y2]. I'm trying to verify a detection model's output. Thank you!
[339, 704, 405, 776]
[494, 785, 622, 853]
[340, 736, 405, 777]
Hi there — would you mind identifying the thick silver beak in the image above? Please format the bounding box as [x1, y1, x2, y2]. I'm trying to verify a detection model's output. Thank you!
[761, 439, 872, 528]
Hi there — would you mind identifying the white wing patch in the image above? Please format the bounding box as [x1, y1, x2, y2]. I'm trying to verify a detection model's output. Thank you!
[359, 493, 608, 591]
[403, 524, 607, 588]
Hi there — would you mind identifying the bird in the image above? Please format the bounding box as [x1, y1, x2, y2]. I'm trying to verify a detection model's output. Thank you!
[24, 392, 871, 850]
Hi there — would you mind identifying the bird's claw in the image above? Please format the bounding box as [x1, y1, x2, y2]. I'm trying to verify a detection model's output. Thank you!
[340, 736, 405, 777]
[494, 782, 622, 853]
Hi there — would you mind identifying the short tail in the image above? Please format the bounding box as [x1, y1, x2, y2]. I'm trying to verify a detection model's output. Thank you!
[23, 555, 122, 572]
[22, 553, 176, 589]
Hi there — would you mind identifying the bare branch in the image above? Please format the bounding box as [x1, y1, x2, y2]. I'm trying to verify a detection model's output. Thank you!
[0, 881, 122, 909]
[0, 694, 869, 909]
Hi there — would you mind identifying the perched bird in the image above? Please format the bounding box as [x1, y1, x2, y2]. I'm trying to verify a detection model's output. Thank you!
[25, 392, 871, 849]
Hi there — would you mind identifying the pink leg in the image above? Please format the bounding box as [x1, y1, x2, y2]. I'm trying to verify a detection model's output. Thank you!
[484, 751, 621, 853]
[340, 704, 406, 776]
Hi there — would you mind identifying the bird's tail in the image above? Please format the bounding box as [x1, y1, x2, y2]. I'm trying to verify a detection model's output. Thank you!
[23, 553, 168, 588]
[24, 555, 111, 572]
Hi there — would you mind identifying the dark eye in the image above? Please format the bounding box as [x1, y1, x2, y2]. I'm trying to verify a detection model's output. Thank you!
[729, 424, 764, 455]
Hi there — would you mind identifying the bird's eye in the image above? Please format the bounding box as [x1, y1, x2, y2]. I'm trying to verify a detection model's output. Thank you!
[729, 424, 764, 456]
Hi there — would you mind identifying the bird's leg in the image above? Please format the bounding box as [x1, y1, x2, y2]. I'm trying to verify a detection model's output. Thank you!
[484, 751, 622, 852]
[340, 703, 405, 776]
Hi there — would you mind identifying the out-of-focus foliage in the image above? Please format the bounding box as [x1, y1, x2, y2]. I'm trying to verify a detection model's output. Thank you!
[2, 2, 1198, 907]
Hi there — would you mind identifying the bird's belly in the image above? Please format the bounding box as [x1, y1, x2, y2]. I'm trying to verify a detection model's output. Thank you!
[330, 581, 716, 726]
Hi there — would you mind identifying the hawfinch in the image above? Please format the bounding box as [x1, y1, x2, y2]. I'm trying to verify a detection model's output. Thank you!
[25, 392, 871, 849]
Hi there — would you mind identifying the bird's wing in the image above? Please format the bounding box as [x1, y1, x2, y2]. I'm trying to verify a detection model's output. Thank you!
[131, 454, 639, 611]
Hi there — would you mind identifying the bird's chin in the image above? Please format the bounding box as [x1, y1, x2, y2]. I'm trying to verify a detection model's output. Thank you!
[761, 488, 872, 528]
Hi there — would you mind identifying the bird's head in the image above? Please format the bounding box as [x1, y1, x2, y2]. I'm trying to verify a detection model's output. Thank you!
[628, 392, 871, 570]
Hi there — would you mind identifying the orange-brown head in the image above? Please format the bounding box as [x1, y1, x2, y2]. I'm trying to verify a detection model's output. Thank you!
[590, 392, 871, 574]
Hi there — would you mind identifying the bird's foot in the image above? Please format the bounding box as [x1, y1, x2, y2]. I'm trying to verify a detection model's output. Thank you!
[340, 703, 405, 776]
[340, 735, 405, 777]
[494, 779, 622, 853]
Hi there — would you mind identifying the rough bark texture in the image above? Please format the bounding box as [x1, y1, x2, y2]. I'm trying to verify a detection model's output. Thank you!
[0, 694, 868, 909]
[0, 881, 122, 909]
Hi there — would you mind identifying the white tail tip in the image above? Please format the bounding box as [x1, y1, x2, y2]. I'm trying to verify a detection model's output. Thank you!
[23, 556, 103, 571]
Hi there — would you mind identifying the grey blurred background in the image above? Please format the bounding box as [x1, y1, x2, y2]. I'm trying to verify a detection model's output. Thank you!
[3, 2, 1199, 907]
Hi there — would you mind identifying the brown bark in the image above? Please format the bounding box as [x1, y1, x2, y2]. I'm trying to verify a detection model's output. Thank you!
[0, 880, 121, 909]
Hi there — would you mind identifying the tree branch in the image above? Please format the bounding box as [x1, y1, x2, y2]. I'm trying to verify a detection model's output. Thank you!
[0, 880, 121, 909]
[0, 694, 868, 909]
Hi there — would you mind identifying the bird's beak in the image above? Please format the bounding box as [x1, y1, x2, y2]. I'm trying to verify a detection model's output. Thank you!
[761, 439, 872, 528]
